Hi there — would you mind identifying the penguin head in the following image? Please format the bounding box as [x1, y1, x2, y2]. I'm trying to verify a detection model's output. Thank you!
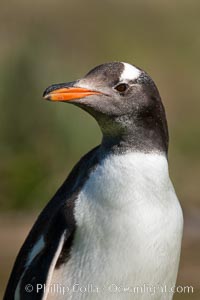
[43, 62, 168, 152]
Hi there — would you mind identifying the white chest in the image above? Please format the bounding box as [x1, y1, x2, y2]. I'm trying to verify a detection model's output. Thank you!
[49, 153, 183, 300]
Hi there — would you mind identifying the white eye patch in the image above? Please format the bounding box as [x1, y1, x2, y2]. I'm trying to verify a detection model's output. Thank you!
[120, 62, 141, 82]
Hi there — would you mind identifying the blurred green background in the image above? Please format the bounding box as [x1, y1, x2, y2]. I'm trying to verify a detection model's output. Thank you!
[0, 0, 199, 299]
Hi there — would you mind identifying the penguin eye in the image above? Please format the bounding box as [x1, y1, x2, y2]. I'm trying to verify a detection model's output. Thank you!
[114, 83, 128, 93]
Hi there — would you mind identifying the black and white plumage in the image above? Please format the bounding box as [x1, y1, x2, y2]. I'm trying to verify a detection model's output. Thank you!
[4, 62, 183, 300]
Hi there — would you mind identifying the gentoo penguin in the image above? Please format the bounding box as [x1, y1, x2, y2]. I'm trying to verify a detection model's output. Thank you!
[4, 62, 183, 300]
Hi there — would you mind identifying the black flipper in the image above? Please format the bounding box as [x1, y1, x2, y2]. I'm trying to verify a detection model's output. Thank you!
[3, 146, 100, 300]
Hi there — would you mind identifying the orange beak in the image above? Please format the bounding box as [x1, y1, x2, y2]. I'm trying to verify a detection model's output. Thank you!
[43, 86, 101, 102]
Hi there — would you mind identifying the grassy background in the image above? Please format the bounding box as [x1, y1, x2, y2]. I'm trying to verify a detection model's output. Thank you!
[0, 0, 199, 298]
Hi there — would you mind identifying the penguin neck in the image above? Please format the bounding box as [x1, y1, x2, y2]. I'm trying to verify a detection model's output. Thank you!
[99, 120, 168, 156]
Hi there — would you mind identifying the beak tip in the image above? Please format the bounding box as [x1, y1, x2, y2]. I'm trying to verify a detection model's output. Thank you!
[43, 94, 51, 100]
[42, 87, 52, 100]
